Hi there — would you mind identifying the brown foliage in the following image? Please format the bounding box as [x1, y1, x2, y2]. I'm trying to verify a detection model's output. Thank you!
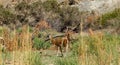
[1, 25, 32, 51]
[33, 20, 51, 37]
[35, 20, 51, 31]
[86, 11, 100, 23]
[85, 11, 100, 29]
[19, 25, 32, 50]
[1, 27, 19, 51]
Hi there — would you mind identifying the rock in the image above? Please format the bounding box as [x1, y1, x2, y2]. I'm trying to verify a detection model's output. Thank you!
[73, 0, 120, 14]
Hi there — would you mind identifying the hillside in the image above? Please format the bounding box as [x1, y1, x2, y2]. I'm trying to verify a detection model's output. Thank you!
[0, 0, 120, 33]
[0, 0, 120, 12]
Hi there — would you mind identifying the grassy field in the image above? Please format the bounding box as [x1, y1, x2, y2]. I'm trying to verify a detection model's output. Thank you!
[0, 26, 120, 65]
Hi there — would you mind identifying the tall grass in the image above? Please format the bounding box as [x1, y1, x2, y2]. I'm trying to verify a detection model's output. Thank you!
[76, 31, 120, 65]
[0, 25, 43, 65]
[0, 25, 120, 65]
[54, 32, 120, 65]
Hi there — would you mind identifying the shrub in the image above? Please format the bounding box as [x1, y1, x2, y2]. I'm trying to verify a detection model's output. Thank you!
[99, 8, 120, 27]
[0, 0, 82, 32]
[0, 5, 16, 24]
[15, 2, 31, 24]
[15, 1, 44, 25]
[46, 5, 82, 32]
[15, 2, 30, 11]
[30, 0, 44, 21]
[59, 6, 81, 24]
[43, 0, 59, 12]
[58, 6, 81, 32]
[33, 37, 50, 50]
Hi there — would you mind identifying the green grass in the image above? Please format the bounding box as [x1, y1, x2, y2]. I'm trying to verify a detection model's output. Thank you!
[33, 37, 50, 50]
[28, 51, 42, 65]
[53, 34, 120, 65]
[70, 34, 120, 65]
[99, 8, 120, 26]
[52, 34, 119, 65]
[55, 57, 78, 65]
[0, 28, 120, 65]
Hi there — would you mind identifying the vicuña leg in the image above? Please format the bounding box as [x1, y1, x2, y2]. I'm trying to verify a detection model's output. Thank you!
[59, 46, 63, 57]
[57, 46, 60, 56]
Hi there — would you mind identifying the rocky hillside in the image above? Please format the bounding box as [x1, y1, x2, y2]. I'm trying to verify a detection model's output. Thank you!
[0, 0, 120, 13]
[0, 0, 120, 33]
[73, 0, 120, 14]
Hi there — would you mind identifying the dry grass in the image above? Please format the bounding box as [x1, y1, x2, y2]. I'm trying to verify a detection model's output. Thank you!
[18, 25, 32, 51]
[0, 25, 34, 65]
[77, 28, 120, 65]
[33, 20, 51, 38]
[0, 25, 120, 65]
[1, 25, 32, 51]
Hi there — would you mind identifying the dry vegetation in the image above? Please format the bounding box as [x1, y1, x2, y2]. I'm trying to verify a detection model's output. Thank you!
[0, 25, 120, 65]
[0, 0, 120, 65]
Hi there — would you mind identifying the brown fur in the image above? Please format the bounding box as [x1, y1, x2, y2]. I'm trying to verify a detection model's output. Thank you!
[49, 32, 71, 57]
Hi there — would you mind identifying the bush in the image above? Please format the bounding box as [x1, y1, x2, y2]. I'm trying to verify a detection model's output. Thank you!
[58, 6, 81, 32]
[33, 37, 50, 50]
[0, 5, 16, 24]
[99, 8, 120, 27]
[43, 0, 59, 12]
[15, 2, 31, 24]
[15, 1, 44, 26]
[30, 0, 44, 21]
[0, 0, 82, 32]
[59, 6, 81, 25]
[46, 5, 82, 32]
